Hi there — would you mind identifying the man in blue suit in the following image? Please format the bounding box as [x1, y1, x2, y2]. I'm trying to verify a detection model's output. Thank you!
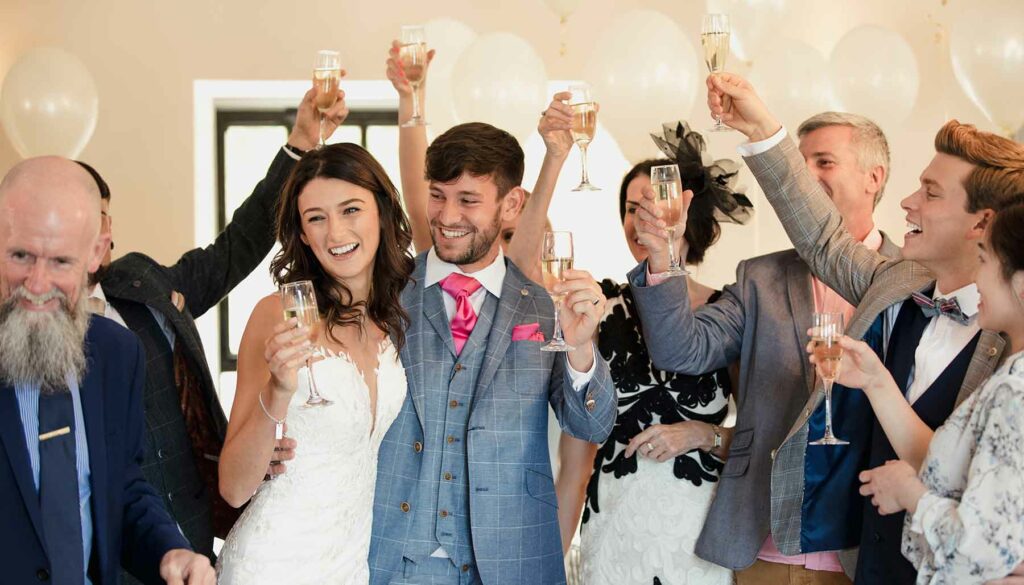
[0, 157, 215, 584]
[367, 122, 616, 585]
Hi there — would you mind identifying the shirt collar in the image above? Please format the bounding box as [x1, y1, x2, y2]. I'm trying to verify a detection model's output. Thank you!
[89, 284, 108, 305]
[934, 282, 981, 318]
[424, 247, 506, 298]
[861, 227, 883, 252]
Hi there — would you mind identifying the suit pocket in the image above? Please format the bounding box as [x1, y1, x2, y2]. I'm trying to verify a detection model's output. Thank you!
[525, 468, 558, 508]
[720, 454, 750, 478]
[729, 427, 754, 453]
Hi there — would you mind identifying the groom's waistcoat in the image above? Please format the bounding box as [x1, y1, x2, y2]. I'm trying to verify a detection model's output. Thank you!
[403, 292, 500, 571]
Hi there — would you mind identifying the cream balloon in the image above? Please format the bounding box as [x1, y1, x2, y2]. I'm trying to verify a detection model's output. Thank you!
[583, 10, 699, 163]
[0, 47, 99, 159]
[830, 25, 919, 131]
[450, 33, 548, 143]
[706, 0, 788, 63]
[749, 38, 832, 130]
[543, 0, 583, 20]
[950, 0, 1024, 136]
[423, 18, 477, 136]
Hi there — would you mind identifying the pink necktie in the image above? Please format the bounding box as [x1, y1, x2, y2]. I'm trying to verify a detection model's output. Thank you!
[440, 273, 482, 355]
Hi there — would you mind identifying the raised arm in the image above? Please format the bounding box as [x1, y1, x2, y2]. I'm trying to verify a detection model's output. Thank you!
[505, 92, 575, 283]
[387, 40, 435, 253]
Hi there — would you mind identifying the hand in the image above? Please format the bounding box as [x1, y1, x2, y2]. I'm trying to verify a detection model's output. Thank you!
[624, 422, 713, 462]
[634, 183, 693, 273]
[265, 434, 297, 478]
[859, 459, 927, 515]
[288, 77, 349, 151]
[807, 334, 890, 394]
[264, 318, 316, 397]
[159, 549, 215, 585]
[386, 39, 435, 98]
[553, 269, 606, 369]
[705, 73, 781, 142]
[538, 91, 575, 160]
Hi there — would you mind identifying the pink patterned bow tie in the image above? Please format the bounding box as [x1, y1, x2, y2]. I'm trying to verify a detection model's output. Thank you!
[440, 273, 483, 355]
[911, 291, 969, 325]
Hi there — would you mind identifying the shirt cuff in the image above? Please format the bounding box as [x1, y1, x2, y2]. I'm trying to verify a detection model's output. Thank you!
[736, 126, 788, 157]
[909, 491, 940, 535]
[282, 144, 303, 161]
[565, 347, 597, 392]
[646, 266, 669, 287]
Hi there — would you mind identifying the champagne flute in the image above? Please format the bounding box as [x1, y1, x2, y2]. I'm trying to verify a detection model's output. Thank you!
[650, 164, 689, 277]
[569, 83, 599, 191]
[280, 280, 331, 407]
[400, 25, 428, 127]
[701, 14, 733, 133]
[540, 231, 575, 352]
[809, 312, 847, 446]
[313, 50, 342, 147]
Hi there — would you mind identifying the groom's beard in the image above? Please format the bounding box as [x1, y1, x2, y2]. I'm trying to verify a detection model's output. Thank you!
[0, 284, 90, 394]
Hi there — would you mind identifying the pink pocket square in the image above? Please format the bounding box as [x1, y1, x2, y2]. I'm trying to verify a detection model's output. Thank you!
[512, 322, 545, 342]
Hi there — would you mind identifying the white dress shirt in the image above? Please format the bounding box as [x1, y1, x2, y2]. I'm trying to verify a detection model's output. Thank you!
[89, 284, 177, 349]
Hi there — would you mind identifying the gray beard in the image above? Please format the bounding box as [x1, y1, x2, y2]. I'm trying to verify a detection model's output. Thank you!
[0, 286, 89, 394]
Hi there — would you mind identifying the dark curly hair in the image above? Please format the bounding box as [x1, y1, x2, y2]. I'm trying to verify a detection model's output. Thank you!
[270, 143, 414, 351]
[618, 159, 721, 265]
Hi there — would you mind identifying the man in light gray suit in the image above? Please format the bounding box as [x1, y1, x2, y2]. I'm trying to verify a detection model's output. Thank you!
[368, 122, 615, 585]
[628, 112, 897, 585]
[701, 73, 1023, 585]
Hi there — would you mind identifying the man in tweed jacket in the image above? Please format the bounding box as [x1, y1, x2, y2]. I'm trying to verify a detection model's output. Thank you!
[703, 73, 1024, 584]
[368, 122, 615, 585]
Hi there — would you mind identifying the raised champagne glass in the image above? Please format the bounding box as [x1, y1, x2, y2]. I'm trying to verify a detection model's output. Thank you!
[809, 312, 847, 445]
[313, 50, 342, 147]
[569, 83, 599, 191]
[701, 14, 733, 133]
[280, 280, 331, 407]
[400, 25, 428, 127]
[540, 231, 575, 352]
[650, 164, 689, 277]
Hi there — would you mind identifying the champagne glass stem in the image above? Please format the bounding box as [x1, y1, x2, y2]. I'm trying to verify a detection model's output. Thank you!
[319, 113, 326, 147]
[822, 379, 835, 441]
[552, 302, 565, 345]
[666, 227, 679, 271]
[305, 359, 328, 405]
[411, 88, 421, 123]
[579, 144, 591, 186]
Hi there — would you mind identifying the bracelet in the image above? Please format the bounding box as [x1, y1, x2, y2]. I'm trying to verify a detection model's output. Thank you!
[259, 390, 286, 440]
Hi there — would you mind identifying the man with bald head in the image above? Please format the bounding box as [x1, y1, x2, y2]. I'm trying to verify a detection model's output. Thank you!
[0, 157, 214, 584]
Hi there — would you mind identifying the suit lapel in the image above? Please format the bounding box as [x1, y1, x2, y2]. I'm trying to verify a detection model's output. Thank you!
[785, 257, 815, 396]
[80, 342, 111, 573]
[0, 385, 46, 546]
[957, 330, 1006, 407]
[423, 284, 457, 359]
[474, 264, 530, 403]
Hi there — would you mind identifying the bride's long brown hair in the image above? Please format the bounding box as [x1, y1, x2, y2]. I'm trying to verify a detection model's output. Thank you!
[270, 143, 414, 351]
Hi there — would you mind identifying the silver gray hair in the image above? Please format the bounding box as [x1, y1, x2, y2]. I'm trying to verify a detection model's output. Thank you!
[797, 112, 891, 206]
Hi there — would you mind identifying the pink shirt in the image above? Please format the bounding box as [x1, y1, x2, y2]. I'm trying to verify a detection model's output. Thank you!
[756, 227, 883, 572]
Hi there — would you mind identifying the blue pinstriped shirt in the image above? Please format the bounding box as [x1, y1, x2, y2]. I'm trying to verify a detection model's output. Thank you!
[15, 379, 94, 585]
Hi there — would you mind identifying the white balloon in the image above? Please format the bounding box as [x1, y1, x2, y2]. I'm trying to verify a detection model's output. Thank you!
[423, 18, 477, 136]
[543, 0, 583, 19]
[749, 38, 832, 130]
[829, 25, 919, 131]
[450, 33, 548, 143]
[1, 47, 99, 159]
[706, 0, 788, 63]
[950, 0, 1024, 135]
[583, 10, 699, 163]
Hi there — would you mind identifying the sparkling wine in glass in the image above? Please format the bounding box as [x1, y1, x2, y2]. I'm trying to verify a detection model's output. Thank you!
[280, 280, 331, 407]
[313, 50, 342, 147]
[701, 14, 734, 133]
[650, 164, 689, 277]
[541, 231, 575, 352]
[569, 83, 599, 192]
[809, 312, 847, 446]
[400, 25, 428, 127]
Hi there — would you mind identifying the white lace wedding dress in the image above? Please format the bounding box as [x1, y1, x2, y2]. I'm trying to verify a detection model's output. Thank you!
[217, 343, 407, 585]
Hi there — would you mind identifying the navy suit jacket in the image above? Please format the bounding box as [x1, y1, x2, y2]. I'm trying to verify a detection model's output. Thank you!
[0, 316, 190, 584]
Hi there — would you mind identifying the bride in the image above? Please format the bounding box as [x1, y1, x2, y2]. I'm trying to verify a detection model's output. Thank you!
[216, 142, 415, 584]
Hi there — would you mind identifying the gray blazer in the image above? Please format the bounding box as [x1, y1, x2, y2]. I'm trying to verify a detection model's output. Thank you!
[743, 137, 1006, 564]
[629, 235, 898, 570]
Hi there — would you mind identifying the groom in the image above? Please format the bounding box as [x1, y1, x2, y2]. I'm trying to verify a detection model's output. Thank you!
[369, 121, 616, 585]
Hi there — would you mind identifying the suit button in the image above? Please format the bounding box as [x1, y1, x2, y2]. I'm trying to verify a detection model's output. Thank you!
[454, 364, 463, 372]
[873, 532, 882, 543]
[132, 280, 141, 288]
[770, 449, 777, 461]
[167, 492, 174, 502]
[447, 435, 456, 445]
[443, 472, 453, 481]
[449, 399, 459, 408]
[585, 394, 596, 412]
[988, 346, 999, 357]
[157, 449, 165, 459]
[439, 509, 449, 518]
[520, 288, 529, 296]
[400, 502, 411, 513]
[36, 568, 49, 581]
[413, 441, 423, 453]
[462, 564, 470, 573]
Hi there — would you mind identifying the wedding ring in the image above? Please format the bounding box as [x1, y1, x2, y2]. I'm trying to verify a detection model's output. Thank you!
[591, 298, 600, 305]
[646, 442, 655, 452]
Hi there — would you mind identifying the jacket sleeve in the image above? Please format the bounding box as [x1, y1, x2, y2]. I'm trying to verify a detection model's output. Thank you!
[119, 337, 191, 584]
[164, 147, 297, 318]
[548, 347, 615, 444]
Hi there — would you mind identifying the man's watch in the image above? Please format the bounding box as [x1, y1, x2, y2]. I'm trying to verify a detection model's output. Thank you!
[711, 424, 723, 450]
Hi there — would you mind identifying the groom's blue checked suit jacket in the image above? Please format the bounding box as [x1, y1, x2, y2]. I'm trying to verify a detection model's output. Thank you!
[369, 254, 616, 585]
